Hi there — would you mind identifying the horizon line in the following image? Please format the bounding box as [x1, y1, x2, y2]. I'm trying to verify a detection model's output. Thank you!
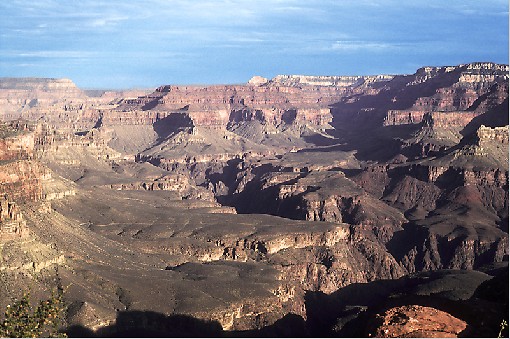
[1, 60, 508, 91]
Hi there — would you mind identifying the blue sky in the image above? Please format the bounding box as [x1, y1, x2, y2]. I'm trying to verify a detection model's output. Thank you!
[0, 0, 508, 89]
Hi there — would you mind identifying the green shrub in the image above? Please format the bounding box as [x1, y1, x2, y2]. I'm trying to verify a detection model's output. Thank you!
[0, 291, 66, 338]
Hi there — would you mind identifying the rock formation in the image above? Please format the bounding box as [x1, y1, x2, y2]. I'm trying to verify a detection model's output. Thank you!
[367, 305, 467, 338]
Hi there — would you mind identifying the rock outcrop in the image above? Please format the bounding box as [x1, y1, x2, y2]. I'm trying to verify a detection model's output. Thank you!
[0, 197, 28, 240]
[270, 74, 394, 87]
[0, 121, 35, 160]
[0, 160, 45, 203]
[367, 305, 467, 338]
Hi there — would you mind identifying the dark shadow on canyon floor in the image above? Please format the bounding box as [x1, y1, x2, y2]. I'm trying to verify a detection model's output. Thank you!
[66, 311, 224, 338]
[65, 311, 308, 338]
[65, 264, 508, 338]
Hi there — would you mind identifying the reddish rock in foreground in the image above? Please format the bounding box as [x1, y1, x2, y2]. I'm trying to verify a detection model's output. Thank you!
[367, 305, 467, 338]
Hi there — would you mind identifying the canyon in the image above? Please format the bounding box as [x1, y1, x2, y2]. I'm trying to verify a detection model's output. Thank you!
[0, 62, 507, 337]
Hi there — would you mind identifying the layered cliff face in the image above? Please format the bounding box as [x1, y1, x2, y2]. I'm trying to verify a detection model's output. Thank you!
[270, 74, 394, 87]
[0, 121, 35, 160]
[332, 62, 508, 130]
[218, 163, 406, 245]
[0, 78, 87, 121]
[112, 83, 343, 135]
[0, 78, 151, 131]
[0, 62, 507, 336]
[0, 122, 46, 203]
[348, 122, 509, 272]
[0, 197, 28, 240]
[0, 121, 67, 317]
[352, 164, 508, 272]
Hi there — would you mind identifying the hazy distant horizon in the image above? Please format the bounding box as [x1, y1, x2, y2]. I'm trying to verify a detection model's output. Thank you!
[1, 59, 508, 91]
[1, 0, 508, 89]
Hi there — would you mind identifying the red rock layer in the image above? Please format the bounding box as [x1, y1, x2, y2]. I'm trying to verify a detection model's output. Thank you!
[374, 63, 509, 127]
[0, 132, 34, 161]
[367, 305, 467, 338]
[113, 84, 351, 128]
[0, 160, 45, 203]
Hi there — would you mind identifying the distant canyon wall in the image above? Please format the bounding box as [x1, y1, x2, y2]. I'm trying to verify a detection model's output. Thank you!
[0, 62, 507, 136]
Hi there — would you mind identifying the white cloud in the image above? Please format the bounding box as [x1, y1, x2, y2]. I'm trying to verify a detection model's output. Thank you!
[89, 15, 130, 28]
[16, 63, 38, 67]
[330, 41, 395, 51]
[16, 51, 99, 58]
[5, 50, 191, 60]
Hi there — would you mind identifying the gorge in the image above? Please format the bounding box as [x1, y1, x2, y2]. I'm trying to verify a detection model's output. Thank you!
[0, 62, 507, 337]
